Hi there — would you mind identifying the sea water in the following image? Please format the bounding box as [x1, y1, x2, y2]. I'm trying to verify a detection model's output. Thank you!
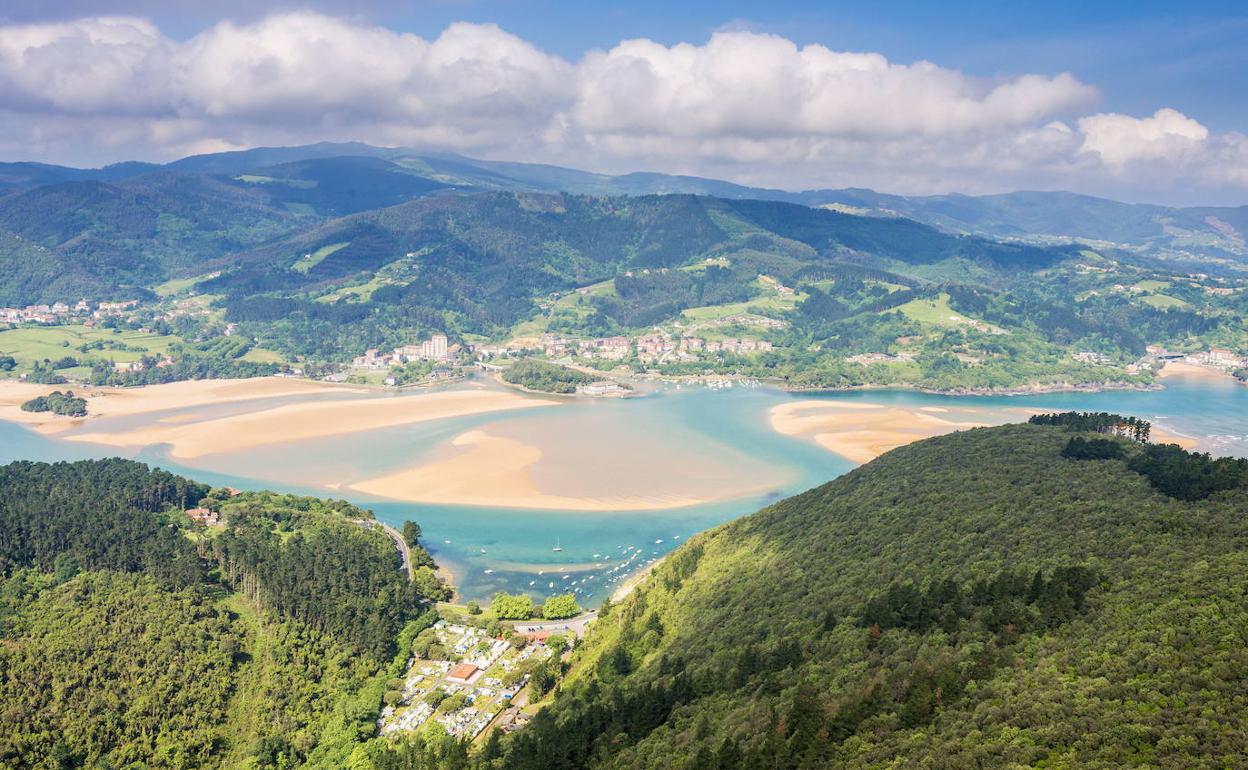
[1, 373, 1243, 605]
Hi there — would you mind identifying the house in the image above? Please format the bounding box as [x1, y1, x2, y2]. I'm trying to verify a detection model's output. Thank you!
[186, 507, 220, 525]
[447, 663, 479, 683]
[579, 381, 627, 396]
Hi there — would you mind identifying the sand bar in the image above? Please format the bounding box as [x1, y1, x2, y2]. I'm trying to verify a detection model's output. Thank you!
[770, 400, 988, 464]
[65, 388, 558, 459]
[774, 399, 1200, 463]
[0, 377, 369, 435]
[351, 428, 724, 511]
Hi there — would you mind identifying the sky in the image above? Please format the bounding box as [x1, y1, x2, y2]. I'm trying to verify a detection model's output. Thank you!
[0, 1, 1245, 205]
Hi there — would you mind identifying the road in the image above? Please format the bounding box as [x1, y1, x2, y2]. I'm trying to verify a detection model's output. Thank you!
[511, 612, 598, 637]
[355, 519, 414, 582]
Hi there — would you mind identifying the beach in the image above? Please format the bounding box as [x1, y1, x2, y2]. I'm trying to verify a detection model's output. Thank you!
[0, 377, 368, 434]
[62, 385, 559, 459]
[352, 428, 738, 511]
[769, 400, 991, 463]
[1157, 361, 1241, 382]
[771, 398, 1199, 462]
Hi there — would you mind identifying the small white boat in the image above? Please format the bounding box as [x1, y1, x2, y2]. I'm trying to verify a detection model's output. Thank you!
[528, 581, 535, 586]
[483, 569, 494, 575]
[552, 537, 563, 552]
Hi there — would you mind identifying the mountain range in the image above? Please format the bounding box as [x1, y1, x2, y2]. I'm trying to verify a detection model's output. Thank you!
[2, 141, 1245, 271]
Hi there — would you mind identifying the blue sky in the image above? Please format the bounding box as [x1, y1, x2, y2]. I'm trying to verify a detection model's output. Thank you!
[380, 0, 1248, 130]
[0, 1, 1245, 203]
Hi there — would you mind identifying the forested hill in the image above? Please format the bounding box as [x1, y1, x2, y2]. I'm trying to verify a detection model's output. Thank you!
[205, 191, 1071, 350]
[0, 459, 450, 769]
[494, 422, 1248, 769]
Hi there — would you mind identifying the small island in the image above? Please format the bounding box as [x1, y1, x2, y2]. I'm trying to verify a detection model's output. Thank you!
[501, 359, 630, 396]
[20, 389, 87, 417]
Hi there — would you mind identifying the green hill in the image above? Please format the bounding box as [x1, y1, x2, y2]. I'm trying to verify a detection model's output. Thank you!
[0, 459, 449, 769]
[493, 422, 1248, 769]
[0, 173, 309, 301]
[2, 425, 1247, 768]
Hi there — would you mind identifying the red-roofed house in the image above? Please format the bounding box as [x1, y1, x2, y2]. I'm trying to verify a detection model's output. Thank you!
[447, 663, 479, 683]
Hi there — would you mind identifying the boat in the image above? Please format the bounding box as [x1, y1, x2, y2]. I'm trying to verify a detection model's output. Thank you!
[483, 569, 494, 575]
[552, 537, 563, 552]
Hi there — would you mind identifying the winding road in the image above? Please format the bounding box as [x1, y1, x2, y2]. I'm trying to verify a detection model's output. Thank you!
[355, 519, 414, 582]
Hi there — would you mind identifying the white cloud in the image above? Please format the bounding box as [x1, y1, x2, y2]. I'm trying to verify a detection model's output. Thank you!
[1079, 108, 1209, 165]
[572, 33, 1096, 139]
[0, 12, 1243, 203]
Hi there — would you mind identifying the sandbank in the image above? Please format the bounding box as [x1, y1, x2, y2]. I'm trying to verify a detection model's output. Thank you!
[0, 382, 86, 432]
[351, 428, 720, 511]
[65, 388, 558, 459]
[0, 377, 368, 436]
[770, 400, 988, 464]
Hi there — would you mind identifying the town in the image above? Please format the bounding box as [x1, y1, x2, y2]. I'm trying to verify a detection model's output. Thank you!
[378, 620, 569, 741]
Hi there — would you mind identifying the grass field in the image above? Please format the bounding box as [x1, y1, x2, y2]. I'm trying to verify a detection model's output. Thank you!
[1134, 279, 1172, 292]
[1140, 293, 1189, 309]
[895, 293, 972, 327]
[240, 347, 287, 364]
[316, 274, 394, 303]
[0, 325, 182, 370]
[153, 274, 212, 297]
[293, 242, 349, 274]
[680, 277, 804, 325]
[509, 279, 616, 338]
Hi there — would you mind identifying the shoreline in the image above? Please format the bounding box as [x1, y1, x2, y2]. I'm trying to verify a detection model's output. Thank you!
[770, 398, 1201, 466]
[611, 555, 667, 603]
[1157, 361, 1244, 384]
[775, 378, 1161, 397]
[769, 400, 993, 464]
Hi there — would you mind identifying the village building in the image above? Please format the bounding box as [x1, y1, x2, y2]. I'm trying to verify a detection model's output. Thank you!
[446, 663, 479, 684]
[185, 507, 221, 525]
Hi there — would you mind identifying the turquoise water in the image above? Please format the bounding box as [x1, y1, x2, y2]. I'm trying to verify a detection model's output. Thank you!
[2, 374, 1244, 605]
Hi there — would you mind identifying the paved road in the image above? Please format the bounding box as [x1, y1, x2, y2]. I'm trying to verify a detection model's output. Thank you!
[356, 519, 414, 582]
[511, 612, 598, 637]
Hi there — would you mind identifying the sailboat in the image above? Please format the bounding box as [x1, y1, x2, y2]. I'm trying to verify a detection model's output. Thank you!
[552, 537, 563, 552]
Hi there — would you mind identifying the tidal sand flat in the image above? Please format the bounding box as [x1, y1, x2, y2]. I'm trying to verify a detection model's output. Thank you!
[351, 427, 755, 511]
[0, 381, 80, 432]
[65, 388, 558, 459]
[0, 377, 366, 434]
[770, 400, 992, 463]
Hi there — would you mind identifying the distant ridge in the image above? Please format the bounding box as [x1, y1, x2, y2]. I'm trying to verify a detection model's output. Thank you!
[1, 141, 1244, 260]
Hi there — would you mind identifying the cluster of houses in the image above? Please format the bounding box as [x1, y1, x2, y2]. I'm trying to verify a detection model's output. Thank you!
[351, 334, 458, 369]
[1072, 351, 1114, 365]
[0, 298, 139, 325]
[379, 621, 558, 741]
[185, 507, 222, 526]
[846, 351, 917, 365]
[1147, 345, 1247, 371]
[1185, 347, 1247, 370]
[484, 331, 776, 365]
